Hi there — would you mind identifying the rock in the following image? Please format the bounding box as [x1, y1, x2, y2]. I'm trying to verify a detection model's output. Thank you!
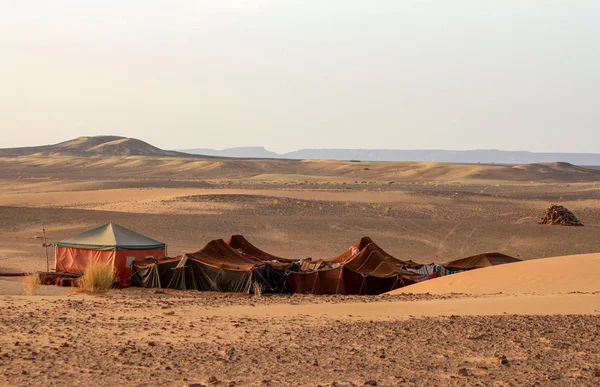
[500, 355, 510, 366]
[207, 376, 219, 384]
[226, 346, 235, 357]
[364, 380, 378, 386]
[538, 204, 583, 226]
[457, 368, 472, 377]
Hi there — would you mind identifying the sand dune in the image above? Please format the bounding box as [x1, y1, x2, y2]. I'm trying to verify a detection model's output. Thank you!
[3, 136, 600, 184]
[1, 154, 600, 183]
[391, 252, 600, 295]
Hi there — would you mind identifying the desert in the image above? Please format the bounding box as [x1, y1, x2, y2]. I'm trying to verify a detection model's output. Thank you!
[0, 136, 599, 386]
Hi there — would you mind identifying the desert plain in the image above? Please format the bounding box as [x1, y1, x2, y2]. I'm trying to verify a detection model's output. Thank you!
[1, 137, 600, 386]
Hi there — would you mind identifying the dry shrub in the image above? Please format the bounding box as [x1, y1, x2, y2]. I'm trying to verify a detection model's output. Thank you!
[23, 274, 40, 296]
[252, 281, 263, 297]
[77, 262, 115, 294]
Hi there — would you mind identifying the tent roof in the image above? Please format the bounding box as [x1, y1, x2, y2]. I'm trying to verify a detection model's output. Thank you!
[226, 235, 299, 263]
[327, 237, 420, 268]
[443, 252, 521, 270]
[57, 223, 166, 250]
[186, 239, 262, 271]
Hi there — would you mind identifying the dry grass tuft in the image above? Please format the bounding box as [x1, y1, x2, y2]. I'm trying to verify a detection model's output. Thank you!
[23, 274, 40, 296]
[252, 281, 263, 297]
[77, 262, 115, 294]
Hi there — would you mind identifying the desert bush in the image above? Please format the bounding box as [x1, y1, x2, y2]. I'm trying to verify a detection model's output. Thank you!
[23, 274, 40, 296]
[77, 262, 115, 294]
[252, 281, 263, 297]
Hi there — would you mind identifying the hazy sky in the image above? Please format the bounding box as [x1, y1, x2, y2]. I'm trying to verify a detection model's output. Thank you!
[1, 1, 598, 153]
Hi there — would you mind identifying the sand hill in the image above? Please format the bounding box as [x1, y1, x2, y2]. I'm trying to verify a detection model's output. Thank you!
[1, 136, 600, 183]
[0, 136, 187, 157]
[391, 252, 600, 295]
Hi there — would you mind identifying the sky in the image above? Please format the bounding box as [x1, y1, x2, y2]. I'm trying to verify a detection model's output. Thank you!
[1, 0, 599, 153]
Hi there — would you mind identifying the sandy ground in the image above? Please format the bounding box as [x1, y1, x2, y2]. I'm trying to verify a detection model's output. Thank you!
[1, 288, 599, 386]
[1, 156, 600, 385]
[1, 180, 600, 274]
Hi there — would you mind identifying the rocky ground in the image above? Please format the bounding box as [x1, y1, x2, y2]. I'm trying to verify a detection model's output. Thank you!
[1, 292, 599, 386]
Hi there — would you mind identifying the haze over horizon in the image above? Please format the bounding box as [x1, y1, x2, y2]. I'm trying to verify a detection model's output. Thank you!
[2, 1, 599, 153]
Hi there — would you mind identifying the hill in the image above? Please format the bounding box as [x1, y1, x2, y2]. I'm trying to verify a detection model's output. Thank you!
[0, 136, 188, 157]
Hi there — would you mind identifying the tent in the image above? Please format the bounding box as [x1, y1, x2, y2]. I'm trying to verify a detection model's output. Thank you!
[443, 252, 521, 271]
[326, 236, 420, 267]
[131, 257, 180, 288]
[55, 223, 166, 287]
[287, 237, 422, 295]
[226, 235, 299, 263]
[168, 239, 293, 293]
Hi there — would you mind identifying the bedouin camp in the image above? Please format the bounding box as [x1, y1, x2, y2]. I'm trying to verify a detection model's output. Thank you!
[52, 224, 522, 294]
[55, 223, 166, 287]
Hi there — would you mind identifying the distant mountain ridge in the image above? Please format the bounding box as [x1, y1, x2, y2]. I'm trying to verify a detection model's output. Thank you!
[2, 136, 600, 166]
[185, 146, 280, 159]
[182, 147, 600, 166]
[2, 136, 600, 182]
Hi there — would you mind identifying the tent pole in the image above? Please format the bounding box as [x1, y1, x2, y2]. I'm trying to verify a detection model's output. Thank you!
[42, 223, 49, 272]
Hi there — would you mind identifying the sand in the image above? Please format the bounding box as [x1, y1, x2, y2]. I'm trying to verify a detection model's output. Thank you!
[1, 290, 599, 386]
[392, 252, 600, 295]
[1, 149, 600, 385]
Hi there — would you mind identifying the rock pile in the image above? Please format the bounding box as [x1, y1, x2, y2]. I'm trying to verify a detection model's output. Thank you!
[538, 204, 583, 226]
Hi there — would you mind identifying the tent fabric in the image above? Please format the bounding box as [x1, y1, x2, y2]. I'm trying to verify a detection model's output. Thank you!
[226, 235, 298, 263]
[55, 247, 116, 276]
[443, 252, 521, 270]
[168, 256, 254, 292]
[287, 266, 414, 295]
[166, 239, 295, 293]
[287, 237, 422, 295]
[186, 239, 261, 270]
[56, 223, 165, 250]
[326, 237, 420, 268]
[131, 258, 181, 288]
[55, 246, 166, 287]
[253, 264, 296, 293]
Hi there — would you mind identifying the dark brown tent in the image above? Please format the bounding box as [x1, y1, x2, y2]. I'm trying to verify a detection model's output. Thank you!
[330, 237, 420, 267]
[443, 252, 521, 271]
[168, 239, 293, 293]
[226, 235, 299, 263]
[287, 238, 422, 295]
[131, 257, 181, 288]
